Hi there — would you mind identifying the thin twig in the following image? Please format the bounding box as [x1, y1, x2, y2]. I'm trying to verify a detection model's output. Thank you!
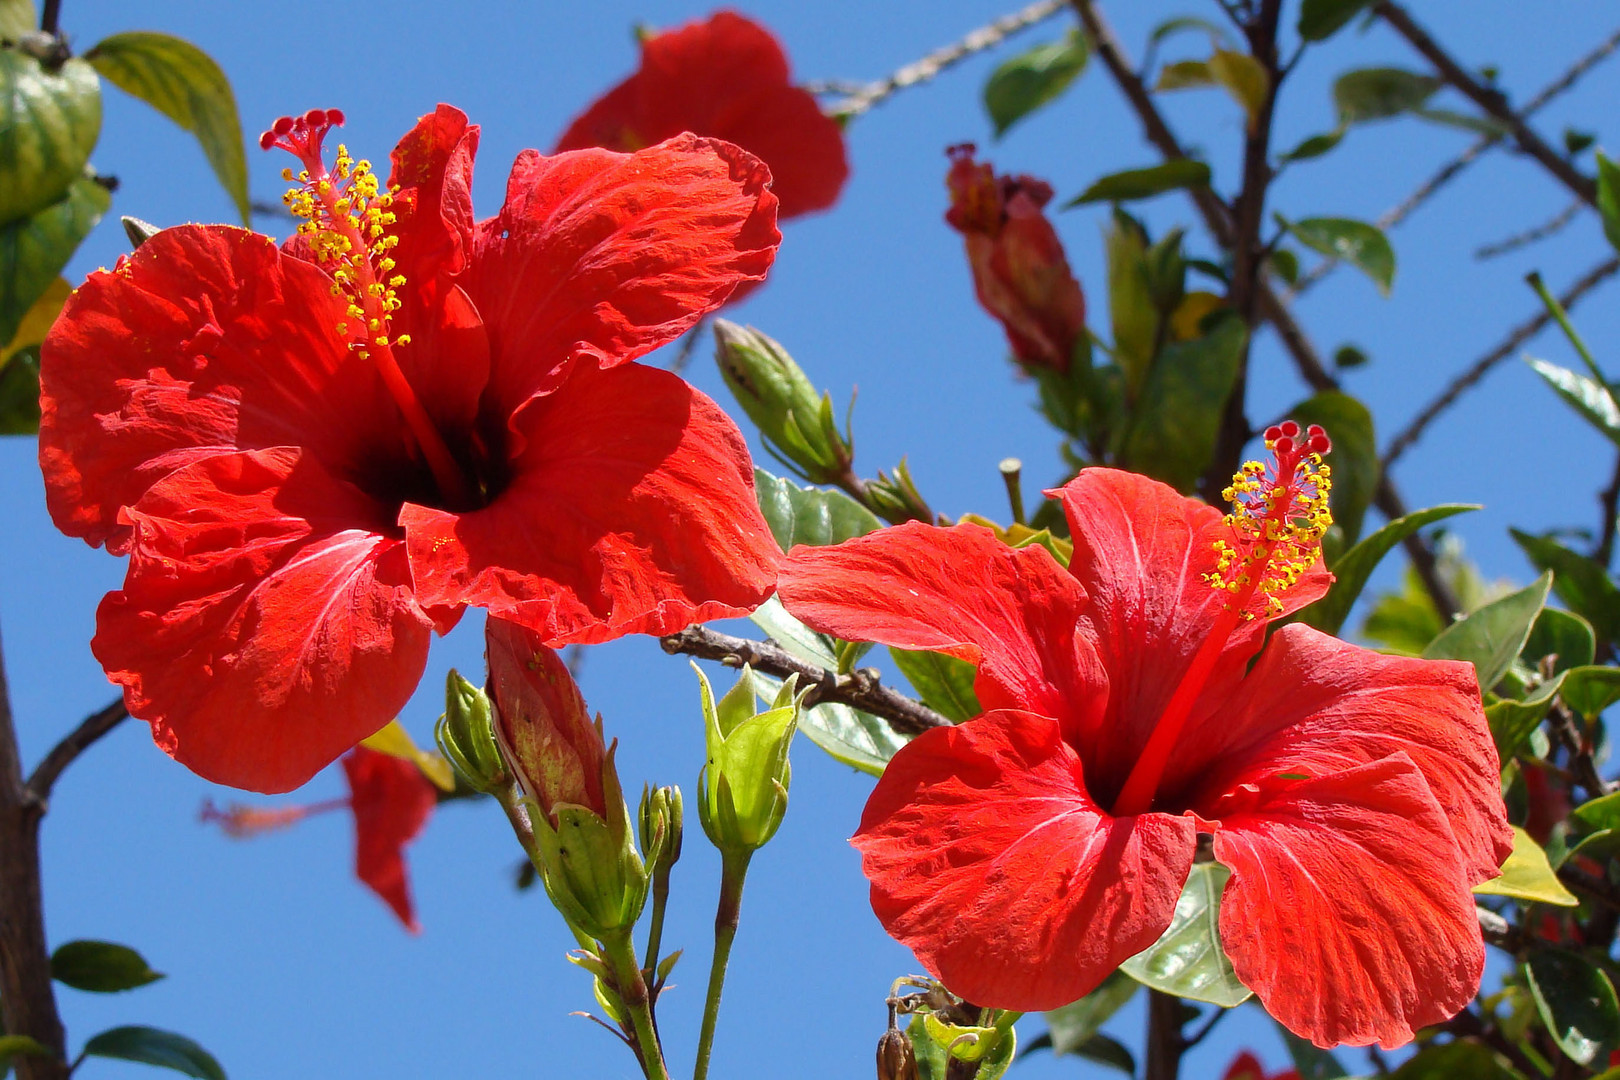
[1475, 198, 1584, 260]
[659, 626, 950, 735]
[1289, 24, 1620, 297]
[1597, 451, 1620, 568]
[1381, 256, 1620, 468]
[1476, 907, 1522, 953]
[38, 0, 61, 36]
[25, 697, 127, 803]
[1376, 3, 1596, 205]
[829, 0, 1068, 119]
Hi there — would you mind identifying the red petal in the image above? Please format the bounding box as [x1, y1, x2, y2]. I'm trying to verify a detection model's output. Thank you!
[1177, 623, 1512, 884]
[95, 448, 433, 794]
[343, 746, 438, 933]
[854, 709, 1196, 1010]
[385, 105, 491, 441]
[1213, 755, 1485, 1049]
[467, 134, 779, 423]
[39, 226, 407, 551]
[554, 12, 846, 218]
[777, 521, 1104, 728]
[1053, 469, 1330, 791]
[400, 360, 778, 644]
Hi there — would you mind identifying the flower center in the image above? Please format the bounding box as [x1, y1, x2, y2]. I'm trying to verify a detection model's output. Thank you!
[260, 109, 474, 509]
[1109, 422, 1332, 817]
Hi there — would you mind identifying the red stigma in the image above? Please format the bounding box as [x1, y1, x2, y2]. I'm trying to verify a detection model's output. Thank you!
[1279, 420, 1300, 438]
[258, 108, 346, 170]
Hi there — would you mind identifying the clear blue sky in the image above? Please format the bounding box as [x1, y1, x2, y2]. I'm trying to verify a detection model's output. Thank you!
[3, 1, 1618, 1077]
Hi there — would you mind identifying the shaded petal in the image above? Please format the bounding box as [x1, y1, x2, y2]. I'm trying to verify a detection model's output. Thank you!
[467, 134, 779, 422]
[343, 746, 438, 933]
[39, 225, 408, 551]
[95, 447, 432, 794]
[1054, 469, 1329, 792]
[855, 709, 1196, 1011]
[777, 521, 1104, 728]
[401, 360, 778, 644]
[1178, 623, 1511, 884]
[385, 105, 491, 440]
[1213, 755, 1484, 1049]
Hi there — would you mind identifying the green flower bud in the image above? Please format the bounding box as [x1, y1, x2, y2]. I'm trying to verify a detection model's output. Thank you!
[714, 320, 851, 484]
[693, 664, 803, 854]
[639, 784, 683, 881]
[434, 669, 507, 793]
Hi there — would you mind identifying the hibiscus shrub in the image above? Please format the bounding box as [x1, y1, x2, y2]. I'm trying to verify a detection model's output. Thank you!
[4, 3, 1620, 1080]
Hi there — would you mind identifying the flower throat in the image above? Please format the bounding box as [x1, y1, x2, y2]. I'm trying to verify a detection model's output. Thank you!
[260, 109, 473, 509]
[1110, 423, 1333, 817]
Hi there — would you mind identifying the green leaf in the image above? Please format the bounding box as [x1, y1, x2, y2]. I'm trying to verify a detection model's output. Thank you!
[1333, 67, 1440, 126]
[1526, 357, 1620, 448]
[1278, 1024, 1348, 1079]
[1120, 862, 1251, 1006]
[1068, 160, 1211, 206]
[0, 0, 36, 39]
[1474, 826, 1577, 906]
[983, 31, 1089, 137]
[1390, 1040, 1521, 1080]
[1155, 51, 1268, 124]
[1300, 504, 1478, 636]
[1105, 210, 1158, 396]
[1527, 949, 1620, 1065]
[754, 468, 881, 552]
[1117, 312, 1245, 492]
[0, 50, 101, 225]
[889, 648, 980, 723]
[1512, 529, 1620, 644]
[0, 173, 111, 347]
[1286, 391, 1377, 546]
[1423, 573, 1551, 693]
[1149, 16, 1227, 45]
[1560, 665, 1620, 720]
[1280, 216, 1395, 295]
[1575, 790, 1620, 831]
[1486, 672, 1564, 765]
[0, 344, 39, 435]
[51, 939, 164, 992]
[0, 1035, 51, 1075]
[1298, 0, 1376, 41]
[1042, 971, 1138, 1056]
[1413, 107, 1505, 137]
[1523, 607, 1596, 673]
[1279, 129, 1344, 162]
[81, 1027, 226, 1080]
[1597, 152, 1620, 254]
[85, 32, 249, 224]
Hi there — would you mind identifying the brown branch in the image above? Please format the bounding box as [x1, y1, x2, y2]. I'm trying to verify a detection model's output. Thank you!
[1376, 3, 1597, 206]
[1476, 907, 1523, 954]
[26, 697, 127, 804]
[1597, 450, 1620, 568]
[659, 626, 950, 735]
[1381, 256, 1620, 468]
[0, 624, 70, 1080]
[829, 0, 1068, 119]
[1474, 198, 1584, 260]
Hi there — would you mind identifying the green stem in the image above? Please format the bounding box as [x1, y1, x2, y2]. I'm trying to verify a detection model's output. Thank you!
[1527, 270, 1607, 384]
[601, 931, 670, 1080]
[644, 864, 672, 977]
[693, 849, 751, 1080]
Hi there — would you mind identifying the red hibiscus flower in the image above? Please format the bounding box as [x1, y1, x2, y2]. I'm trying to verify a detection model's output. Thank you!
[555, 10, 848, 220]
[40, 105, 782, 793]
[203, 745, 438, 931]
[779, 425, 1511, 1048]
[1222, 1050, 1299, 1080]
[945, 145, 1086, 374]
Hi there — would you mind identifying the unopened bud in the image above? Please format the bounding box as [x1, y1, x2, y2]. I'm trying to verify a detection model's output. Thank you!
[714, 320, 851, 484]
[694, 665, 802, 854]
[121, 216, 162, 249]
[876, 1028, 918, 1080]
[639, 784, 683, 880]
[485, 616, 646, 938]
[434, 670, 506, 793]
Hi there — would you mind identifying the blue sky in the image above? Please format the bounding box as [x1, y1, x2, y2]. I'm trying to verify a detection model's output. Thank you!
[3, 1, 1618, 1077]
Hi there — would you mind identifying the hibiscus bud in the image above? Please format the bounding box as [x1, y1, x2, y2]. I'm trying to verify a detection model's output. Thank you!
[876, 1027, 918, 1080]
[694, 665, 803, 854]
[714, 320, 852, 485]
[121, 216, 161, 249]
[639, 783, 683, 881]
[486, 617, 647, 938]
[945, 144, 1086, 376]
[434, 670, 507, 794]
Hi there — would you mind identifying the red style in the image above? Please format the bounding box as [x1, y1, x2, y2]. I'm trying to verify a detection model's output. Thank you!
[945, 145, 1086, 374]
[779, 431, 1510, 1048]
[555, 11, 848, 220]
[41, 105, 781, 792]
